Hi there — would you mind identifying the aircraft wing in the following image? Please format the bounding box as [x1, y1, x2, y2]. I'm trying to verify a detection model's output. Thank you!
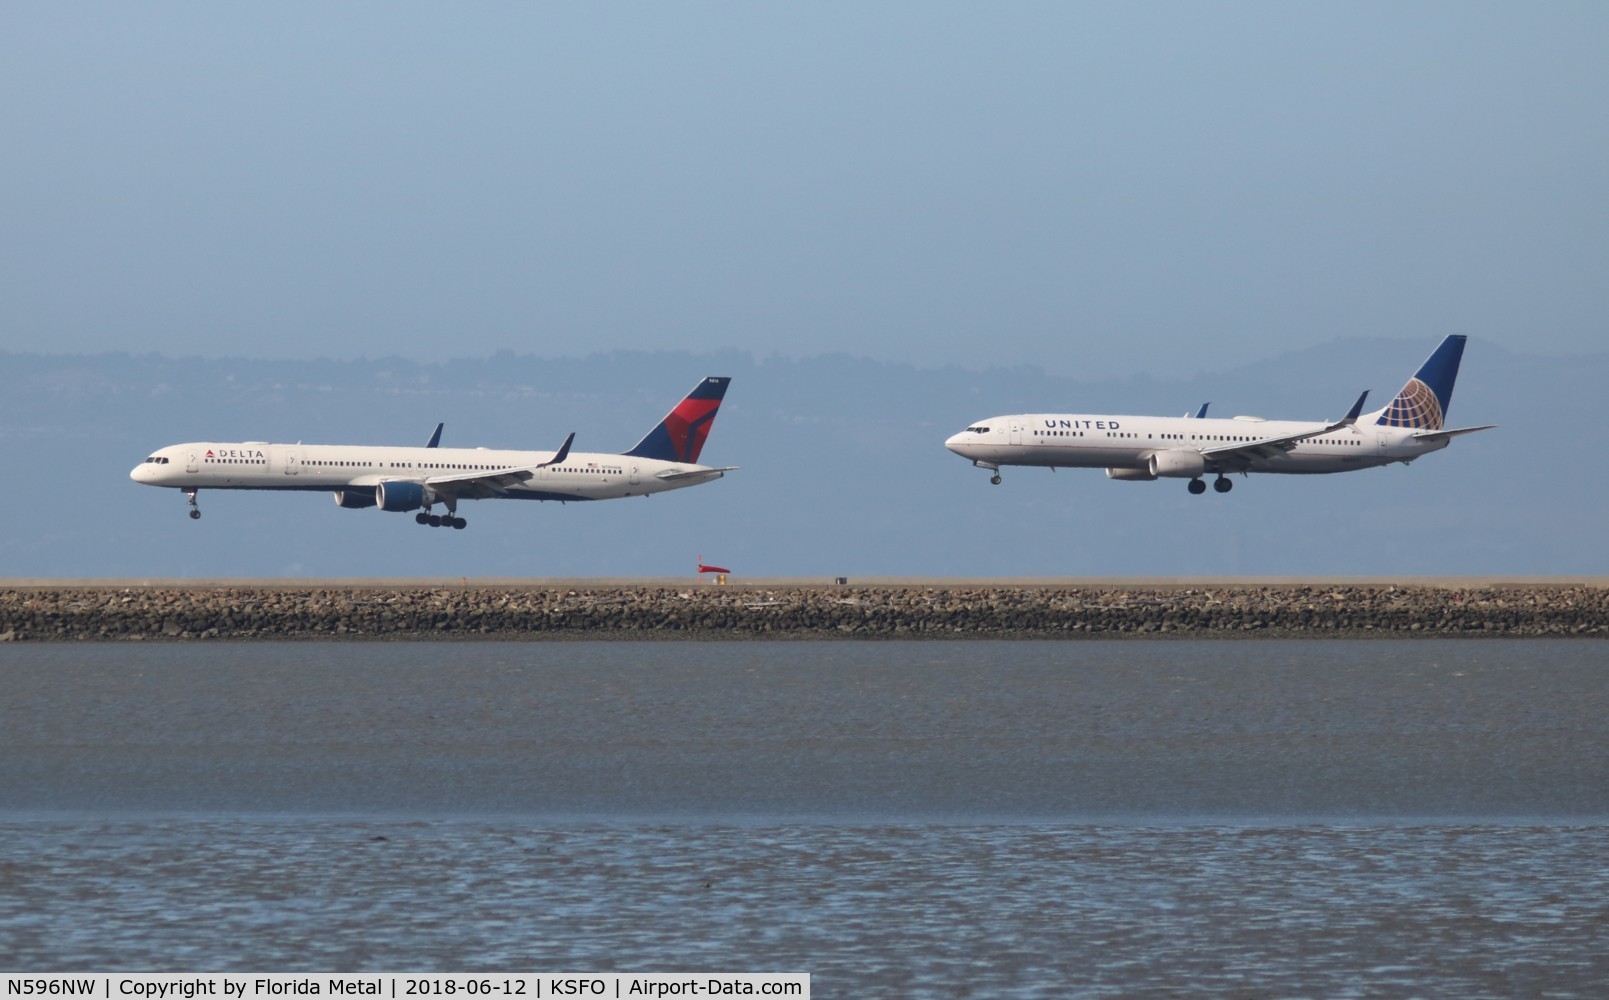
[422, 432, 576, 499]
[1200, 391, 1370, 472]
[425, 467, 537, 500]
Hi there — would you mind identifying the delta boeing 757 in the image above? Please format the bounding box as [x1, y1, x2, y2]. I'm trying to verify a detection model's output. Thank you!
[131, 377, 733, 528]
[945, 336, 1492, 494]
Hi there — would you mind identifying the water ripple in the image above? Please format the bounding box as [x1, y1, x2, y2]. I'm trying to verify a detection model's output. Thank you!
[3, 819, 1607, 998]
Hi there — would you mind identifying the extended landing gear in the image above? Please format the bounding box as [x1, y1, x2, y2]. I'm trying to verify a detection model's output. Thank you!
[415, 509, 467, 529]
[1186, 476, 1235, 495]
[185, 489, 201, 519]
[991, 474, 1003, 486]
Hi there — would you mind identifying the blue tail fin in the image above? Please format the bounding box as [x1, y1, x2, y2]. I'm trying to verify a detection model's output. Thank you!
[1376, 335, 1467, 430]
[623, 377, 731, 463]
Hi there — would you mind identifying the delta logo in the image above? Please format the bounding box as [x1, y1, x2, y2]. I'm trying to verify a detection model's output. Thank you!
[664, 399, 721, 463]
[205, 448, 266, 460]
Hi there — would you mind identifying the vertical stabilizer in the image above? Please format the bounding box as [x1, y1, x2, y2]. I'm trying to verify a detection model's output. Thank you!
[623, 377, 731, 463]
[1376, 335, 1467, 430]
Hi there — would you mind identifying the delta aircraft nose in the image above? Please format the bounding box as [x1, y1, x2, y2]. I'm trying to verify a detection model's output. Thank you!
[130, 457, 167, 483]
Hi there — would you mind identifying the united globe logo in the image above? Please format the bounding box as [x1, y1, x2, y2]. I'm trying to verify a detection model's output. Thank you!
[1380, 378, 1444, 429]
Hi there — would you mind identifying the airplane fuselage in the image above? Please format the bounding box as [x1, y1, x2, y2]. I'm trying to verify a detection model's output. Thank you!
[945, 413, 1448, 479]
[130, 375, 735, 527]
[946, 337, 1492, 494]
[130, 441, 725, 501]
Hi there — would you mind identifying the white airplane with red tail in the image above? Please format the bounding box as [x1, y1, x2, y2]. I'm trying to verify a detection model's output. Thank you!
[131, 378, 733, 528]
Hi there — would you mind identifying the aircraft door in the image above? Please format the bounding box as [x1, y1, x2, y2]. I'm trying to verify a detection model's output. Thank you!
[629, 464, 641, 486]
[284, 449, 300, 475]
[1009, 422, 1022, 447]
[186, 451, 199, 474]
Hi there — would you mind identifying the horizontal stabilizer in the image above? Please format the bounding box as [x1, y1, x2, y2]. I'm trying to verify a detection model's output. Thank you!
[1413, 424, 1496, 443]
[655, 466, 737, 483]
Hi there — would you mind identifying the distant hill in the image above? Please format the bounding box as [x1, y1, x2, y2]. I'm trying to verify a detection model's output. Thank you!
[1, 339, 1599, 578]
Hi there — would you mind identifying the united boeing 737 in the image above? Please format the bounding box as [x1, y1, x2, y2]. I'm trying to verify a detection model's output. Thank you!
[131, 377, 733, 528]
[945, 336, 1492, 494]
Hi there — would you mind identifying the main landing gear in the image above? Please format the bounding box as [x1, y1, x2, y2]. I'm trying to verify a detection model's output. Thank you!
[185, 489, 201, 519]
[1186, 476, 1234, 495]
[416, 500, 467, 529]
[416, 511, 467, 529]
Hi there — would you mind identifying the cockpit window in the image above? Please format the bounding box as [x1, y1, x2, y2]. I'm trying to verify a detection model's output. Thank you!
[144, 456, 170, 464]
[965, 426, 990, 434]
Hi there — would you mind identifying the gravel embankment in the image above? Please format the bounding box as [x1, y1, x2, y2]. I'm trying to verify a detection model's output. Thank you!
[2, 583, 1606, 640]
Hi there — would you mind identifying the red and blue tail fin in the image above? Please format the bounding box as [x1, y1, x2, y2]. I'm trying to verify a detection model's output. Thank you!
[1375, 335, 1466, 430]
[623, 377, 731, 464]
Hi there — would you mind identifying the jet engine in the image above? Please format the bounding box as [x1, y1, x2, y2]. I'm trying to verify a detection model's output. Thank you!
[333, 489, 376, 510]
[1106, 467, 1157, 481]
[1148, 450, 1208, 479]
[376, 481, 428, 512]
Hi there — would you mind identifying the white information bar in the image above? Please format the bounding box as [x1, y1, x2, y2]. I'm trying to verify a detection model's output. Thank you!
[3, 976, 808, 1000]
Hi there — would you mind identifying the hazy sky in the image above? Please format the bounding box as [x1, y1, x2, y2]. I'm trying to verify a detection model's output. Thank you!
[4, 3, 1605, 379]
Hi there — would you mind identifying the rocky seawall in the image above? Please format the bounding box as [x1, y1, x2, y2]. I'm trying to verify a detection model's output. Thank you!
[2, 583, 1606, 640]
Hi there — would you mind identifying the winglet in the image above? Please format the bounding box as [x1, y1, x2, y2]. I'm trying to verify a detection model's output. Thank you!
[537, 432, 575, 468]
[1339, 390, 1369, 426]
[426, 423, 444, 449]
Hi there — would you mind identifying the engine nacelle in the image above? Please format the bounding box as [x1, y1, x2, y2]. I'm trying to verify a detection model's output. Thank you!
[1106, 467, 1157, 481]
[376, 480, 428, 512]
[332, 489, 376, 510]
[1149, 450, 1207, 479]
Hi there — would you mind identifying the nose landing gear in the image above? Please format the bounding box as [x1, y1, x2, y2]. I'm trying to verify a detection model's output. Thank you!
[185, 489, 201, 519]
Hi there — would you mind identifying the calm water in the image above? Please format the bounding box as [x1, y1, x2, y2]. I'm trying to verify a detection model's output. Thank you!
[3, 640, 1607, 995]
